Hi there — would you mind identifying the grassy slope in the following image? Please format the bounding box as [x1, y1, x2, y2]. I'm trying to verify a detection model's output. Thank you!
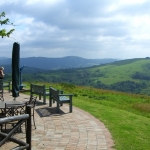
[62, 84, 150, 150]
[90, 58, 150, 85]
[85, 58, 150, 95]
[74, 97, 150, 150]
[23, 82, 150, 150]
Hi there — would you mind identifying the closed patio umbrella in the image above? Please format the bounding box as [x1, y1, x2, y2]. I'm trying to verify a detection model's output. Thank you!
[12, 42, 20, 99]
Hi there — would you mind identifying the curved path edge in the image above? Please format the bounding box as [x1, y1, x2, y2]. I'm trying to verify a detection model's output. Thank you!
[74, 107, 115, 150]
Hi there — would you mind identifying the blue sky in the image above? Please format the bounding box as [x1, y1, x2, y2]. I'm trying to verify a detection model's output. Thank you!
[0, 0, 150, 59]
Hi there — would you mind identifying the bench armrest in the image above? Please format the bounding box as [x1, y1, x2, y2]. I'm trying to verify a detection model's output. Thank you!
[45, 88, 49, 92]
[59, 94, 73, 96]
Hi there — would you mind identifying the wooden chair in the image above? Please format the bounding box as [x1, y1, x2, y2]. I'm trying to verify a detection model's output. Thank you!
[0, 104, 5, 131]
[2, 103, 27, 133]
[3, 81, 11, 93]
[0, 114, 31, 149]
[0, 95, 4, 101]
[26, 96, 37, 129]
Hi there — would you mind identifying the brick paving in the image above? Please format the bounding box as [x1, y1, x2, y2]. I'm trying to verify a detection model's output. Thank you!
[0, 91, 115, 150]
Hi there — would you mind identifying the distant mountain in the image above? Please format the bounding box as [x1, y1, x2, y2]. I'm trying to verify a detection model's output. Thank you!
[3, 57, 150, 95]
[0, 56, 118, 70]
[22, 57, 150, 95]
[0, 57, 8, 60]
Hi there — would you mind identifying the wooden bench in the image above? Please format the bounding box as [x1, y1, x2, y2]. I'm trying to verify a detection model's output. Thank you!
[0, 80, 11, 93]
[49, 87, 73, 113]
[3, 81, 11, 92]
[30, 84, 49, 104]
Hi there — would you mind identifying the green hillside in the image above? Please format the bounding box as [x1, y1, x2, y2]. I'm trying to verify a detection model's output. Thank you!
[5, 57, 150, 95]
[95, 58, 150, 95]
[97, 58, 150, 84]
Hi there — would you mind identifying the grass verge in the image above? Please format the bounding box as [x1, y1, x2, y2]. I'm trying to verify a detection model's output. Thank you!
[23, 82, 150, 150]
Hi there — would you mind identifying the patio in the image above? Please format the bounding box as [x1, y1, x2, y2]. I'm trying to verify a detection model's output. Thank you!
[0, 91, 114, 150]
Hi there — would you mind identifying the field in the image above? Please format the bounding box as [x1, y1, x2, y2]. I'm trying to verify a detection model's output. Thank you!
[23, 82, 150, 150]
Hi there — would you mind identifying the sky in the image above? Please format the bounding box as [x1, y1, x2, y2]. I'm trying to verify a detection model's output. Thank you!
[0, 0, 150, 59]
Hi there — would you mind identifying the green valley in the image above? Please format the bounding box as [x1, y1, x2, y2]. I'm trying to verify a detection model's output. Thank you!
[3, 57, 150, 95]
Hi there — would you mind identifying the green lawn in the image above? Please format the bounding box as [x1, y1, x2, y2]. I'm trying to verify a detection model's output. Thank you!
[23, 82, 150, 150]
[74, 97, 150, 150]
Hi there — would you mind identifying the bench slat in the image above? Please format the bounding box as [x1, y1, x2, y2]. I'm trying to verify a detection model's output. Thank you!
[59, 96, 69, 101]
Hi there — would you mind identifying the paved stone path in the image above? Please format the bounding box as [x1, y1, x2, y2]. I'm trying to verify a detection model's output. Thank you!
[1, 91, 115, 150]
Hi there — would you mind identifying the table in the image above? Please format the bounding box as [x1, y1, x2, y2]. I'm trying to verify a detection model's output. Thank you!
[0, 101, 25, 109]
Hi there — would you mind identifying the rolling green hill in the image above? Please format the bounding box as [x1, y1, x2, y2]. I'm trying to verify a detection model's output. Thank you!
[4, 57, 150, 95]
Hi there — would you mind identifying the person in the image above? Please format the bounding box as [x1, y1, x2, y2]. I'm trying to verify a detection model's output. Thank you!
[0, 67, 5, 79]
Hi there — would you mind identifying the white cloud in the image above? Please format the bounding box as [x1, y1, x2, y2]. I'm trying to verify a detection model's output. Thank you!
[0, 0, 150, 59]
[25, 0, 61, 5]
[120, 0, 148, 5]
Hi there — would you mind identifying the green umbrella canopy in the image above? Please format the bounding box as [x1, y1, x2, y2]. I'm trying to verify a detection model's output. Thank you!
[12, 42, 20, 98]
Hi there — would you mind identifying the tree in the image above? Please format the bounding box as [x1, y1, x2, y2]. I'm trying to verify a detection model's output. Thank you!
[0, 12, 15, 38]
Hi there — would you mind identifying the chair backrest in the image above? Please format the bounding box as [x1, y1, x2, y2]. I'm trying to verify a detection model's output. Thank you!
[0, 94, 4, 101]
[50, 87, 59, 101]
[5, 103, 26, 117]
[30, 84, 45, 95]
[26, 96, 37, 108]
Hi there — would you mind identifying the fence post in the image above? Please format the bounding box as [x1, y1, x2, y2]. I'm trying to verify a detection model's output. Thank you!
[26, 105, 31, 150]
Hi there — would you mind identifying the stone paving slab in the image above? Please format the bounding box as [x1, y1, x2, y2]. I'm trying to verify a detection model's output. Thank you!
[0, 91, 115, 150]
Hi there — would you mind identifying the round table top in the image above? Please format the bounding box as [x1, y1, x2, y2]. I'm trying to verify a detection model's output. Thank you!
[0, 101, 25, 109]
